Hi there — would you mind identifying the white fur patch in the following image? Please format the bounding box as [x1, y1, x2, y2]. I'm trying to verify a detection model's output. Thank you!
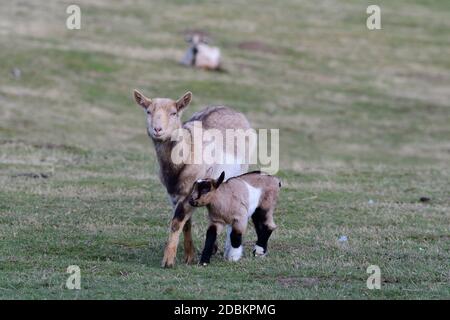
[227, 246, 243, 262]
[253, 245, 266, 256]
[208, 153, 245, 181]
[243, 182, 261, 218]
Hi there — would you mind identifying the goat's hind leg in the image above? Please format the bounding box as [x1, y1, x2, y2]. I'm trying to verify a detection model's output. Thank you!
[183, 217, 196, 264]
[251, 207, 276, 257]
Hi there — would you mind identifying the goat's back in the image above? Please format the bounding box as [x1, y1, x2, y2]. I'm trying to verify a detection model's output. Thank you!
[186, 106, 250, 131]
[173, 106, 251, 198]
[228, 171, 281, 193]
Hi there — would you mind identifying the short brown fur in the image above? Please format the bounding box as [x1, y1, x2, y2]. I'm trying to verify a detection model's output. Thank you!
[189, 171, 281, 263]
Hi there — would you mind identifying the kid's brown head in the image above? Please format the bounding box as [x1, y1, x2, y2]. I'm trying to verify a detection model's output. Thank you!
[133, 90, 192, 141]
[188, 171, 225, 207]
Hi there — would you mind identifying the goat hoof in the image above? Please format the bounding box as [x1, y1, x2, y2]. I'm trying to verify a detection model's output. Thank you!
[162, 260, 175, 268]
[162, 256, 175, 268]
[253, 245, 267, 257]
[162, 245, 177, 268]
[161, 254, 176, 268]
[184, 254, 196, 265]
[252, 250, 266, 257]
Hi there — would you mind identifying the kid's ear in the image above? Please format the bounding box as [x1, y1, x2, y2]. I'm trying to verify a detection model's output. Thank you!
[205, 167, 213, 178]
[176, 91, 192, 111]
[133, 89, 151, 109]
[215, 171, 225, 188]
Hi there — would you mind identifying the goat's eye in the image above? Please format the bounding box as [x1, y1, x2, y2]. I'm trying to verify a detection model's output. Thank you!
[146, 110, 151, 115]
[170, 112, 177, 117]
[199, 183, 211, 195]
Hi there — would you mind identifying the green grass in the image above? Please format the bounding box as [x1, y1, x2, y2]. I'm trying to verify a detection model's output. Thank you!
[0, 0, 449, 299]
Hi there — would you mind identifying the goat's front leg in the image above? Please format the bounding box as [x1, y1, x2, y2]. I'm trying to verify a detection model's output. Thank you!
[162, 199, 194, 268]
[225, 219, 247, 262]
[200, 223, 223, 266]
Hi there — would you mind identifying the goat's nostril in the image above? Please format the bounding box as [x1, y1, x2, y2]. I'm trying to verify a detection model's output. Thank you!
[154, 127, 162, 134]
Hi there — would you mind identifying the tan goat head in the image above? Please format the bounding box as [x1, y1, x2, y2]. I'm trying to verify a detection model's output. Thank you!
[133, 90, 192, 141]
[188, 171, 225, 207]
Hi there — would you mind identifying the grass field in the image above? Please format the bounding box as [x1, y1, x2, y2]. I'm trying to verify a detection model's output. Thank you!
[0, 0, 449, 299]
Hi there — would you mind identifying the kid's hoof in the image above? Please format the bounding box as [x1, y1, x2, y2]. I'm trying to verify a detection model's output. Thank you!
[253, 245, 267, 257]
[226, 246, 243, 262]
[252, 250, 267, 257]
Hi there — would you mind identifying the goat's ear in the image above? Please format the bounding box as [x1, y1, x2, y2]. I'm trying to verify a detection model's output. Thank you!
[134, 90, 151, 109]
[205, 167, 213, 178]
[215, 171, 225, 188]
[176, 91, 192, 111]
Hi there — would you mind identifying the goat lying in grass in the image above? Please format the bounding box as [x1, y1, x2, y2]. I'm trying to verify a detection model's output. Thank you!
[181, 34, 222, 70]
[188, 171, 281, 265]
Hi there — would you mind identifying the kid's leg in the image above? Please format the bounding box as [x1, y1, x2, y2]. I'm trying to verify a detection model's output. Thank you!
[251, 207, 276, 256]
[226, 219, 247, 262]
[200, 223, 223, 265]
